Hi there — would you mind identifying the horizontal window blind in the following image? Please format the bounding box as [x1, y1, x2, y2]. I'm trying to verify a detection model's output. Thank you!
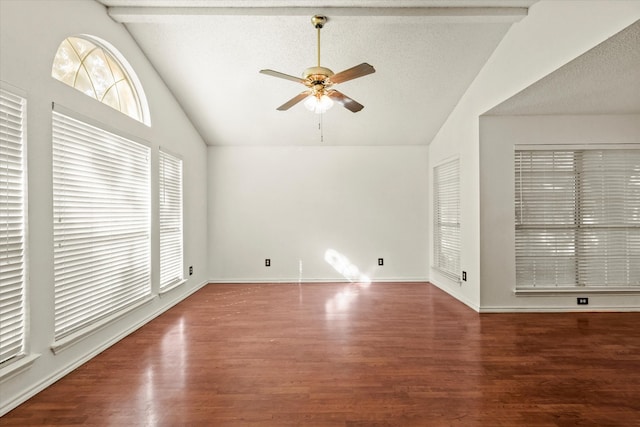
[52, 111, 151, 339]
[0, 89, 26, 364]
[577, 150, 640, 286]
[159, 150, 183, 291]
[515, 149, 640, 289]
[434, 159, 460, 280]
[515, 151, 577, 287]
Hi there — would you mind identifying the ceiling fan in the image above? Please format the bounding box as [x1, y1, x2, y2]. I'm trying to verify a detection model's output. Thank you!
[260, 15, 375, 114]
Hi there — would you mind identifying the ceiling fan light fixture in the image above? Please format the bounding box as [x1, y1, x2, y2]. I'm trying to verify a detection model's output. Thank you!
[304, 93, 334, 114]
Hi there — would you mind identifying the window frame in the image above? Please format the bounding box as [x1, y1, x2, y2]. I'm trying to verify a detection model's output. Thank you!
[159, 148, 184, 292]
[51, 106, 152, 347]
[0, 86, 28, 368]
[51, 35, 150, 126]
[514, 145, 640, 292]
[433, 158, 461, 282]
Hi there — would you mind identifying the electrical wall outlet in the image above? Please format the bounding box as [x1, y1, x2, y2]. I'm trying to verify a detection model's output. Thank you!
[189, 266, 193, 276]
[462, 271, 467, 281]
[577, 297, 589, 305]
[378, 258, 384, 266]
[265, 259, 271, 267]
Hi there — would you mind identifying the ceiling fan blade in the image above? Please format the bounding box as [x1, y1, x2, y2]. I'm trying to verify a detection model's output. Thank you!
[277, 91, 310, 111]
[327, 90, 364, 113]
[328, 63, 375, 84]
[260, 69, 306, 84]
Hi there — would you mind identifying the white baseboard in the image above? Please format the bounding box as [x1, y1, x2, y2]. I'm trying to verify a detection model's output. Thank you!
[479, 306, 640, 313]
[207, 277, 428, 284]
[428, 280, 480, 312]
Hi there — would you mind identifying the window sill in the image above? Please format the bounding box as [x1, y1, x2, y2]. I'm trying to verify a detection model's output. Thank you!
[515, 287, 640, 296]
[51, 295, 155, 355]
[431, 266, 461, 284]
[0, 354, 40, 383]
[159, 279, 187, 295]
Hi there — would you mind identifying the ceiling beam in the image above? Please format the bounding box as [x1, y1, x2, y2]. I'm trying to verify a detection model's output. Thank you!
[107, 6, 530, 24]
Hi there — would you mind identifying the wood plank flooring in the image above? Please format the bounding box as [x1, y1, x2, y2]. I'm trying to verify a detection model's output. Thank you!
[3, 282, 640, 426]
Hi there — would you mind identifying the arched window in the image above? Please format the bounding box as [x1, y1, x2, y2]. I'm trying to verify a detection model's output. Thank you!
[52, 36, 149, 124]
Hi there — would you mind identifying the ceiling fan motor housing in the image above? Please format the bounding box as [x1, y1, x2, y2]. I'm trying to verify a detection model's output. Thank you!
[303, 66, 334, 81]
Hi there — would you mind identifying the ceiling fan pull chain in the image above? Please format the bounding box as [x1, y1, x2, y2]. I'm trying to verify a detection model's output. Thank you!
[319, 113, 324, 142]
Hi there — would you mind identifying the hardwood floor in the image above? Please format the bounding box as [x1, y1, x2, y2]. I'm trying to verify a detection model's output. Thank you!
[3, 282, 640, 426]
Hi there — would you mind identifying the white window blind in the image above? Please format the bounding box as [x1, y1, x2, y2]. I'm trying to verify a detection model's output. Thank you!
[515, 149, 640, 289]
[52, 111, 151, 339]
[159, 150, 183, 291]
[0, 89, 26, 364]
[434, 159, 460, 280]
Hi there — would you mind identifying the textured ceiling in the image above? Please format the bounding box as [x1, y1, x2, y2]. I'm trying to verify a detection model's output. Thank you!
[488, 19, 640, 116]
[98, 0, 537, 146]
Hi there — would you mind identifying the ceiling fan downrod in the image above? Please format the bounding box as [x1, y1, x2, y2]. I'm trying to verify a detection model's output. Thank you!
[311, 15, 327, 67]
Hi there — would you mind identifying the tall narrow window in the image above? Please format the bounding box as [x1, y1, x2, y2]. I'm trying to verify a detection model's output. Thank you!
[433, 159, 460, 280]
[52, 36, 147, 124]
[0, 89, 27, 365]
[52, 111, 151, 339]
[159, 150, 183, 291]
[515, 148, 640, 289]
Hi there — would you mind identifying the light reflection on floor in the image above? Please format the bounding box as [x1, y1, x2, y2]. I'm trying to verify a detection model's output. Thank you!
[137, 316, 187, 426]
[324, 248, 371, 316]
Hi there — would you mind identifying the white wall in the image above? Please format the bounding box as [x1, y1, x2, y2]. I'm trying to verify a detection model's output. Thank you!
[479, 114, 640, 311]
[428, 0, 640, 311]
[208, 146, 429, 283]
[0, 0, 209, 415]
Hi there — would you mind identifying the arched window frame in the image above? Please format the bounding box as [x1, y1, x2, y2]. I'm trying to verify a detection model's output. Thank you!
[51, 35, 150, 126]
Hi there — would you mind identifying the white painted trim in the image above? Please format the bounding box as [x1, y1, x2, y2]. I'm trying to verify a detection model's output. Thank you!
[429, 280, 480, 312]
[480, 306, 640, 313]
[207, 277, 428, 284]
[159, 279, 188, 295]
[109, 6, 530, 24]
[51, 295, 156, 354]
[52, 102, 151, 149]
[431, 266, 462, 283]
[515, 288, 640, 296]
[0, 354, 40, 384]
[514, 143, 640, 151]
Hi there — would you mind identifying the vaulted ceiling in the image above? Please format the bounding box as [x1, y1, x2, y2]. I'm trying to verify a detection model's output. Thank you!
[488, 18, 640, 115]
[98, 1, 537, 146]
